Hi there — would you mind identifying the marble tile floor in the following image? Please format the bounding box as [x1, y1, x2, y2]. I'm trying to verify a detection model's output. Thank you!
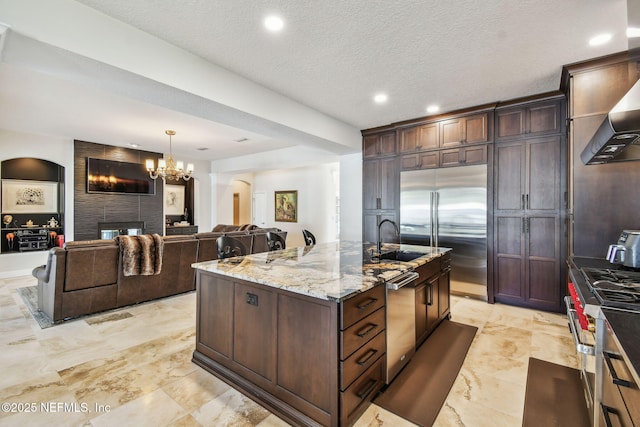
[0, 275, 579, 427]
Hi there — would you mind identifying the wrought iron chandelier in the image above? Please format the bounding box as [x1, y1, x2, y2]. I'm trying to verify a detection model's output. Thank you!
[146, 130, 194, 181]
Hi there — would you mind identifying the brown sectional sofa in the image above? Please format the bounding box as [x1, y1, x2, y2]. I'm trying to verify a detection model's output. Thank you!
[33, 227, 287, 323]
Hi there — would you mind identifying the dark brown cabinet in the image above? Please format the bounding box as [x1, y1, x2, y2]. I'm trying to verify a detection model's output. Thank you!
[363, 157, 398, 210]
[492, 97, 566, 312]
[194, 271, 386, 427]
[399, 123, 439, 152]
[496, 99, 562, 141]
[363, 132, 396, 158]
[363, 211, 397, 247]
[441, 113, 490, 147]
[439, 145, 488, 167]
[561, 54, 640, 258]
[414, 254, 451, 347]
[363, 131, 399, 244]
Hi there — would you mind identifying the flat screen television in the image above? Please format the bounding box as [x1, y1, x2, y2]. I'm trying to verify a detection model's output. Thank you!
[86, 157, 156, 195]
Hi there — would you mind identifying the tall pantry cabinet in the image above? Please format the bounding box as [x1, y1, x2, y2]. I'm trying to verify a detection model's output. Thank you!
[492, 95, 567, 312]
[362, 130, 399, 244]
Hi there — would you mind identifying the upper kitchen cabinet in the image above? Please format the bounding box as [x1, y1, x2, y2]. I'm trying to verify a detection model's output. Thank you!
[495, 96, 563, 141]
[561, 52, 640, 257]
[399, 123, 439, 152]
[398, 110, 493, 152]
[363, 131, 396, 158]
[440, 113, 490, 147]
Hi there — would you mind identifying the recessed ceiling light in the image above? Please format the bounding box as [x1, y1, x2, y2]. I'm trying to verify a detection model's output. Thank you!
[589, 33, 612, 46]
[128, 143, 141, 148]
[628, 27, 640, 38]
[264, 15, 284, 32]
[374, 93, 388, 104]
[426, 105, 439, 114]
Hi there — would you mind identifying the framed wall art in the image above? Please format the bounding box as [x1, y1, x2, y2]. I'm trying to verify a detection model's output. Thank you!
[275, 190, 297, 222]
[164, 184, 185, 215]
[1, 179, 58, 213]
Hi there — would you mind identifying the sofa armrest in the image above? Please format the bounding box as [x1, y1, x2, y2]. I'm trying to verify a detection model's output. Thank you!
[34, 247, 66, 320]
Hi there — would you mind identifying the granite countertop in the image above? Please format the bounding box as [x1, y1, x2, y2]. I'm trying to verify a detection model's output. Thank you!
[192, 240, 451, 302]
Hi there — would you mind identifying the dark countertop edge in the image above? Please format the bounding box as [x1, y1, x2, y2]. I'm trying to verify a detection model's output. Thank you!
[601, 308, 640, 387]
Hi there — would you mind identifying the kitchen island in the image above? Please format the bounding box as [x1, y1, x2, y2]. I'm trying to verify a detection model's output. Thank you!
[191, 241, 450, 427]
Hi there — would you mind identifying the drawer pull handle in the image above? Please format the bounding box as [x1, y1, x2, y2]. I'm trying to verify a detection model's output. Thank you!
[603, 351, 631, 387]
[357, 298, 378, 311]
[356, 349, 378, 366]
[356, 323, 378, 338]
[356, 378, 377, 400]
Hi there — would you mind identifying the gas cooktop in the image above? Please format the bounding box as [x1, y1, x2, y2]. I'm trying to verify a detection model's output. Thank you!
[581, 267, 640, 312]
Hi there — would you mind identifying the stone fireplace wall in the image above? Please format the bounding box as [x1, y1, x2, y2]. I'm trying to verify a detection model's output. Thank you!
[74, 140, 164, 241]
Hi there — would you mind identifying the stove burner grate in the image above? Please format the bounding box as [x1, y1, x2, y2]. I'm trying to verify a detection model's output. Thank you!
[582, 267, 640, 312]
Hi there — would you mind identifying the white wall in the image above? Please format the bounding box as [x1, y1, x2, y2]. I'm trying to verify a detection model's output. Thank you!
[250, 163, 339, 248]
[340, 153, 363, 242]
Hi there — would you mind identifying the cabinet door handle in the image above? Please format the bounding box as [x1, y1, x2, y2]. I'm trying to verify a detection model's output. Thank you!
[526, 194, 529, 209]
[356, 379, 377, 400]
[427, 284, 434, 306]
[357, 298, 378, 311]
[521, 194, 525, 209]
[600, 403, 618, 427]
[356, 323, 378, 338]
[603, 351, 631, 387]
[522, 217, 526, 234]
[356, 349, 379, 366]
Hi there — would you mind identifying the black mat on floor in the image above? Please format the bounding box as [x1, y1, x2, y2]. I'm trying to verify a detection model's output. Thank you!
[522, 358, 590, 427]
[374, 320, 477, 426]
[17, 286, 53, 329]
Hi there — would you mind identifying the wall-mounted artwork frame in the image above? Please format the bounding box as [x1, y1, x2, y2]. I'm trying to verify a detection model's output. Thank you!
[164, 184, 185, 215]
[1, 179, 58, 213]
[275, 190, 297, 222]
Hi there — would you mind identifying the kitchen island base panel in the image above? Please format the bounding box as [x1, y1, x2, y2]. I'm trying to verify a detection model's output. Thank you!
[192, 351, 327, 427]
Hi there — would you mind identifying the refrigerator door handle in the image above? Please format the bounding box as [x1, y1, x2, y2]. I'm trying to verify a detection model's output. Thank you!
[429, 191, 435, 248]
[434, 192, 439, 248]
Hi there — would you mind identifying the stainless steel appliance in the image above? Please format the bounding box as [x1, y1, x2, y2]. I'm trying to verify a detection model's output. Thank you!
[567, 259, 640, 427]
[606, 230, 640, 269]
[385, 270, 419, 384]
[400, 165, 487, 298]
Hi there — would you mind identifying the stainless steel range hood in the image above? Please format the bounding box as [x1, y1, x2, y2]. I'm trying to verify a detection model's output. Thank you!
[580, 79, 640, 165]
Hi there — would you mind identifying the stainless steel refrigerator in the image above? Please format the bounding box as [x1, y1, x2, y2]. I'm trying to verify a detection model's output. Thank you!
[400, 164, 487, 298]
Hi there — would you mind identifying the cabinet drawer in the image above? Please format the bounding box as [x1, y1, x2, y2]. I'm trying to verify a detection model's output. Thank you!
[415, 259, 441, 282]
[341, 306, 385, 359]
[341, 285, 385, 330]
[340, 356, 385, 426]
[601, 352, 634, 427]
[340, 330, 386, 390]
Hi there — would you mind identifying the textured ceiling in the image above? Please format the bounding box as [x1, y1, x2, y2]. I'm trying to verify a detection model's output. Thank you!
[0, 0, 632, 165]
[74, 0, 629, 130]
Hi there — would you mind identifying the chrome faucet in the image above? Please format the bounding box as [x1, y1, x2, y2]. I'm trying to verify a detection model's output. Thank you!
[377, 219, 400, 253]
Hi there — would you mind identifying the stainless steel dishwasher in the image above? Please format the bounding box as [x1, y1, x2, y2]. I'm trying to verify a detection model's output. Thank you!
[385, 270, 419, 384]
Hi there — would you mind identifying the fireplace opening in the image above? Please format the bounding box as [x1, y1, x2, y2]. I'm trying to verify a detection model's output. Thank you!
[98, 221, 145, 240]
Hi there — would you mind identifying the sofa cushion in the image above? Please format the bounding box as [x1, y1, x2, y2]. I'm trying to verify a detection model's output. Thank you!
[64, 245, 119, 291]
